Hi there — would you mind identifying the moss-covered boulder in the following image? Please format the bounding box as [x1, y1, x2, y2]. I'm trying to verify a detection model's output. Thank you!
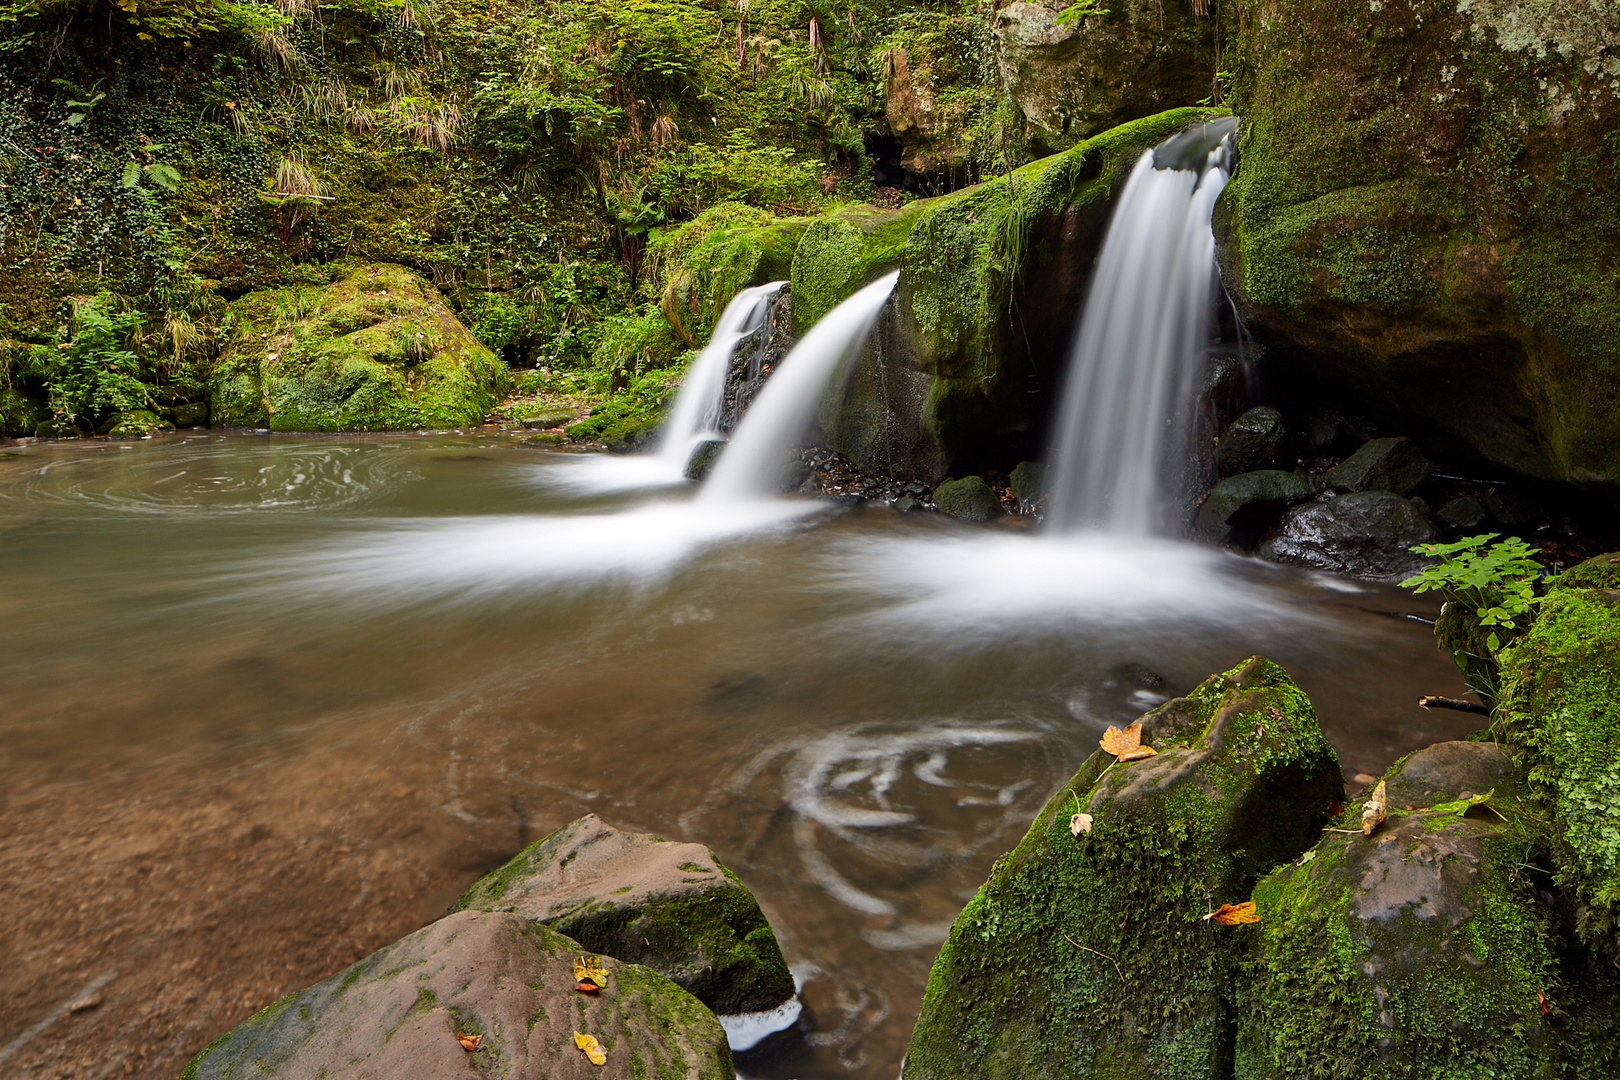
[1325, 436, 1433, 497]
[1193, 468, 1314, 545]
[1498, 582, 1620, 960]
[800, 107, 1227, 480]
[994, 0, 1231, 155]
[211, 263, 508, 431]
[1238, 740, 1620, 1078]
[904, 657, 1341, 1079]
[1215, 0, 1620, 494]
[450, 814, 793, 1018]
[934, 475, 1000, 521]
[650, 204, 808, 351]
[183, 909, 733, 1080]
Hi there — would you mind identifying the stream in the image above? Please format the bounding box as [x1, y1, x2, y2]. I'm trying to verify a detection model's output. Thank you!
[0, 431, 1474, 1079]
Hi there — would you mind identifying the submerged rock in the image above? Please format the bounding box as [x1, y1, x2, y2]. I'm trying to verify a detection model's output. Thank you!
[1009, 460, 1048, 511]
[905, 657, 1341, 1079]
[1258, 491, 1437, 579]
[184, 909, 732, 1080]
[1325, 436, 1433, 496]
[1239, 740, 1620, 1077]
[1215, 406, 1285, 476]
[211, 262, 508, 432]
[933, 475, 999, 522]
[450, 814, 793, 1017]
[684, 439, 725, 482]
[1193, 469, 1315, 546]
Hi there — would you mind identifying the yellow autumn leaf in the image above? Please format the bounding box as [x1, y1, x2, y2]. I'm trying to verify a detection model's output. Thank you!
[1100, 721, 1156, 761]
[1203, 901, 1259, 925]
[574, 1030, 608, 1066]
[573, 955, 608, 992]
[1070, 812, 1093, 836]
[1361, 779, 1388, 836]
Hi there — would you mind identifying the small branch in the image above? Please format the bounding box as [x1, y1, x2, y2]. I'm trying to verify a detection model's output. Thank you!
[1061, 933, 1123, 981]
[272, 192, 337, 200]
[1418, 695, 1490, 716]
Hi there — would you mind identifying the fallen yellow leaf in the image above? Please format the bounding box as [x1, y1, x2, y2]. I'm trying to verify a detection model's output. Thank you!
[1203, 901, 1259, 925]
[1100, 721, 1156, 761]
[573, 955, 608, 992]
[574, 1030, 608, 1066]
[1070, 812, 1093, 836]
[1361, 779, 1387, 836]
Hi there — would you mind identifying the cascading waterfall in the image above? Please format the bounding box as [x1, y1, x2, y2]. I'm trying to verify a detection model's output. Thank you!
[1045, 117, 1239, 536]
[703, 272, 900, 502]
[655, 281, 784, 469]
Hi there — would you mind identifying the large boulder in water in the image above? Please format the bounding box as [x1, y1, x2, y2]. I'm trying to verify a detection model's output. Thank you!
[1238, 740, 1620, 1077]
[211, 262, 508, 431]
[1193, 468, 1315, 546]
[904, 657, 1342, 1079]
[448, 814, 794, 1017]
[1325, 436, 1433, 496]
[994, 0, 1231, 155]
[1258, 490, 1438, 579]
[933, 475, 1000, 521]
[1214, 0, 1620, 496]
[184, 909, 733, 1079]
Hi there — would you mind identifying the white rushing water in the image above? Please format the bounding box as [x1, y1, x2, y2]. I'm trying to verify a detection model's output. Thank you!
[1045, 117, 1238, 536]
[656, 280, 785, 469]
[703, 272, 899, 502]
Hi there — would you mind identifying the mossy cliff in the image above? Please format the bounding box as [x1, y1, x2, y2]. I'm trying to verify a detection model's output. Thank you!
[1497, 559, 1620, 961]
[212, 261, 507, 430]
[903, 657, 1340, 1079]
[1215, 0, 1620, 494]
[791, 106, 1227, 478]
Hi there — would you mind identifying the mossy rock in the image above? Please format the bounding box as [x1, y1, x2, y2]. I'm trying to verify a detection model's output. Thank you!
[182, 910, 733, 1080]
[104, 409, 172, 438]
[904, 657, 1341, 1079]
[650, 203, 809, 348]
[1215, 0, 1620, 493]
[450, 814, 793, 1017]
[1193, 469, 1315, 546]
[1324, 437, 1433, 497]
[1547, 552, 1620, 594]
[1497, 586, 1620, 960]
[933, 474, 999, 521]
[210, 263, 508, 432]
[1238, 740, 1620, 1079]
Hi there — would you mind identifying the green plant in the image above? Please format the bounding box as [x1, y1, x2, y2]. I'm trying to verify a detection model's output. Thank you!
[31, 295, 153, 428]
[1401, 533, 1544, 651]
[1053, 0, 1109, 26]
[120, 142, 183, 193]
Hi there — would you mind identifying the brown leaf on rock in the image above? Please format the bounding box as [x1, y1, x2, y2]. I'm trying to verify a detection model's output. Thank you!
[1100, 721, 1155, 761]
[457, 1033, 483, 1052]
[1202, 901, 1260, 925]
[1361, 780, 1388, 836]
[573, 955, 608, 992]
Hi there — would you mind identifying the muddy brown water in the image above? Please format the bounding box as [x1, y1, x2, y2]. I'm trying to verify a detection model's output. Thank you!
[0, 433, 1474, 1079]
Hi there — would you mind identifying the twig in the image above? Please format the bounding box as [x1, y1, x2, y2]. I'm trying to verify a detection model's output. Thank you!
[1062, 933, 1123, 981]
[1418, 695, 1490, 716]
[271, 192, 337, 200]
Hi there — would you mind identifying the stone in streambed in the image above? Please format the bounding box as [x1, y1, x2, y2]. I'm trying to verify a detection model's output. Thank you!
[933, 475, 999, 521]
[904, 657, 1342, 1079]
[1326, 436, 1433, 496]
[182, 910, 732, 1080]
[683, 439, 725, 481]
[1193, 469, 1315, 546]
[1009, 460, 1047, 511]
[1258, 490, 1437, 579]
[1238, 740, 1620, 1077]
[1216, 406, 1285, 476]
[450, 814, 793, 1017]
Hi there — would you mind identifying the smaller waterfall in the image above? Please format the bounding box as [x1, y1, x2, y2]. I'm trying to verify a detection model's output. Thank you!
[655, 281, 785, 469]
[703, 272, 899, 502]
[1046, 117, 1237, 536]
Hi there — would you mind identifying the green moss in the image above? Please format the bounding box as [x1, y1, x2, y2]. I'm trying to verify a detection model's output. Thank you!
[904, 657, 1340, 1080]
[1547, 552, 1620, 594]
[790, 201, 928, 330]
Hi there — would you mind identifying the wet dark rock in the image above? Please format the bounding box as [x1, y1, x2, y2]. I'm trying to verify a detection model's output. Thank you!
[1193, 469, 1315, 546]
[170, 401, 209, 427]
[1483, 487, 1544, 528]
[893, 494, 918, 512]
[1259, 491, 1438, 579]
[778, 458, 812, 492]
[1437, 495, 1487, 530]
[450, 814, 794, 1016]
[185, 910, 733, 1080]
[933, 475, 999, 522]
[1239, 741, 1620, 1077]
[520, 407, 574, 429]
[1008, 460, 1047, 511]
[1326, 436, 1433, 496]
[906, 658, 1341, 1078]
[1216, 406, 1286, 476]
[683, 439, 725, 481]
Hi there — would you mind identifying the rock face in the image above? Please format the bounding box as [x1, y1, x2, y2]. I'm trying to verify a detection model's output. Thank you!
[1215, 406, 1285, 476]
[1214, 0, 1620, 494]
[904, 657, 1341, 1079]
[183, 910, 733, 1080]
[449, 814, 794, 1017]
[1193, 469, 1314, 546]
[1325, 436, 1433, 496]
[1258, 491, 1437, 579]
[212, 263, 508, 431]
[1498, 579, 1620, 960]
[933, 475, 999, 521]
[994, 0, 1230, 155]
[1239, 740, 1620, 1077]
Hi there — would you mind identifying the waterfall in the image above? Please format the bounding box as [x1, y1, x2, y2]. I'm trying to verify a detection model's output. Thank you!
[703, 272, 899, 502]
[655, 281, 785, 469]
[1046, 118, 1238, 536]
